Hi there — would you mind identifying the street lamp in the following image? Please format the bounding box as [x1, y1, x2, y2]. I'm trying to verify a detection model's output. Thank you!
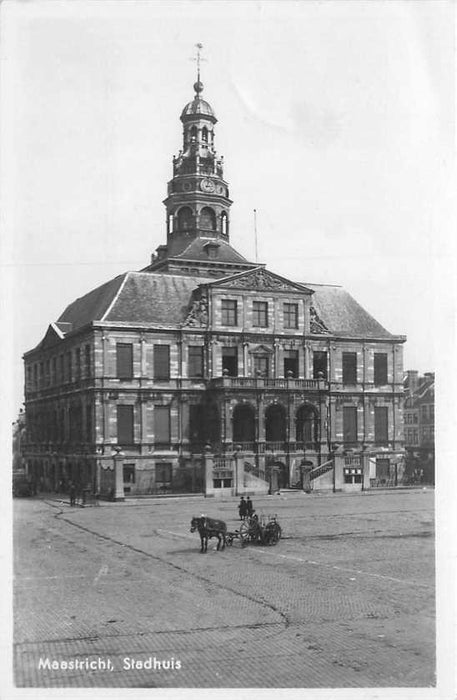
[112, 445, 125, 501]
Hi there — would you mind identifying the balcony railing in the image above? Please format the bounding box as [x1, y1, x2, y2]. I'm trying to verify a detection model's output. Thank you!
[210, 377, 327, 391]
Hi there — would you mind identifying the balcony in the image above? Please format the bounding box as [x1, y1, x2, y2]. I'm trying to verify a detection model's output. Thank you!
[210, 377, 327, 391]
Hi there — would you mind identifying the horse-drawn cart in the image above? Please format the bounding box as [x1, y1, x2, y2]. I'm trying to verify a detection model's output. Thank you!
[226, 514, 282, 547]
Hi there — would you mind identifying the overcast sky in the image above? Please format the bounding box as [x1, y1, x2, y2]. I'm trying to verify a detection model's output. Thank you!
[2, 0, 455, 415]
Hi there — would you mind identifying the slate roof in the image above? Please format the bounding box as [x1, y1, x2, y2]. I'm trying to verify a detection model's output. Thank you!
[54, 269, 400, 340]
[304, 283, 396, 339]
[57, 272, 209, 331]
[173, 237, 250, 264]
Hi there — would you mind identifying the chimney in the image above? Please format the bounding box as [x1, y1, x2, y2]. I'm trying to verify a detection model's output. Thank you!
[405, 370, 419, 394]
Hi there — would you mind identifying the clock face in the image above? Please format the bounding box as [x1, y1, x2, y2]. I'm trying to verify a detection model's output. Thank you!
[200, 178, 215, 193]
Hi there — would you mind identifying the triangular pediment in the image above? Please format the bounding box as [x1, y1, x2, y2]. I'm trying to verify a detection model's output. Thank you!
[206, 267, 314, 294]
[249, 344, 274, 355]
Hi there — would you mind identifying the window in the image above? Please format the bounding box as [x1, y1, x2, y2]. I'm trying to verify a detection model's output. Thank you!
[284, 303, 298, 329]
[200, 207, 216, 230]
[117, 343, 133, 379]
[123, 465, 135, 484]
[85, 344, 91, 377]
[221, 211, 228, 236]
[75, 348, 81, 381]
[156, 462, 172, 483]
[284, 350, 298, 378]
[117, 405, 134, 445]
[313, 351, 328, 380]
[374, 353, 388, 385]
[221, 299, 237, 326]
[342, 352, 357, 385]
[154, 405, 171, 444]
[421, 405, 428, 420]
[177, 206, 193, 230]
[156, 462, 172, 492]
[51, 357, 57, 384]
[188, 346, 204, 377]
[222, 347, 238, 376]
[168, 213, 174, 233]
[86, 403, 92, 442]
[343, 406, 357, 443]
[154, 345, 170, 380]
[253, 301, 268, 327]
[189, 404, 205, 444]
[254, 355, 269, 378]
[374, 406, 388, 444]
[66, 353, 72, 383]
[202, 126, 208, 142]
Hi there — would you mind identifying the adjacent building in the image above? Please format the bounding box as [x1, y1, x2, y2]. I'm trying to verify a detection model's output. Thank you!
[22, 71, 407, 498]
[403, 371, 435, 484]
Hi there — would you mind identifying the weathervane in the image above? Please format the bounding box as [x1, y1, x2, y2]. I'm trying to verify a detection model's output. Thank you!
[190, 42, 206, 85]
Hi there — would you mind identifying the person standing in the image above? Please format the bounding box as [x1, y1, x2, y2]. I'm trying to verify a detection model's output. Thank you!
[238, 496, 247, 521]
[69, 482, 76, 507]
[246, 496, 254, 517]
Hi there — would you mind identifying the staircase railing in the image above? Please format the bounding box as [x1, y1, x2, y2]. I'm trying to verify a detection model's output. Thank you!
[310, 459, 334, 481]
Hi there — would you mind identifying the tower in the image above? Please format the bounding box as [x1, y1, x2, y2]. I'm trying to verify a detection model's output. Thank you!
[162, 48, 232, 257]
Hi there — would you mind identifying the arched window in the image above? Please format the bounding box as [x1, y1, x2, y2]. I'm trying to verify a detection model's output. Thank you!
[190, 126, 197, 142]
[202, 126, 208, 142]
[168, 213, 174, 233]
[200, 207, 216, 230]
[177, 206, 193, 231]
[296, 405, 318, 444]
[233, 404, 256, 444]
[221, 211, 228, 236]
[265, 404, 287, 443]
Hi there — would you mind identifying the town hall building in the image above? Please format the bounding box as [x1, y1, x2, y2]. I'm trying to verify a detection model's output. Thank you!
[22, 65, 406, 499]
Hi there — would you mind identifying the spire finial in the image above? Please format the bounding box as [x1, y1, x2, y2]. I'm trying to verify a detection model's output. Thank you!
[191, 43, 205, 95]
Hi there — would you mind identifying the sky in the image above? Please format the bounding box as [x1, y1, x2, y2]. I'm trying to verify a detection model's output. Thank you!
[2, 0, 455, 417]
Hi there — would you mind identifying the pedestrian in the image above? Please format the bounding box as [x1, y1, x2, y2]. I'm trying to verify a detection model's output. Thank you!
[246, 496, 254, 517]
[69, 481, 76, 507]
[238, 496, 247, 521]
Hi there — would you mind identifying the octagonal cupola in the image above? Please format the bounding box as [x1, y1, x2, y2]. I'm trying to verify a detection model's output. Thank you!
[163, 47, 232, 257]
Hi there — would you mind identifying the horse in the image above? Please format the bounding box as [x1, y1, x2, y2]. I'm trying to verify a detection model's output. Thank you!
[190, 516, 227, 553]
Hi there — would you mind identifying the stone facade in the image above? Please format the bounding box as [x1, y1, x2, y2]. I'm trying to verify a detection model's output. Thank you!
[23, 75, 406, 499]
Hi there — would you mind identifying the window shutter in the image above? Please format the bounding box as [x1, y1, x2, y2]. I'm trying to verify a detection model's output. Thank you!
[343, 406, 357, 443]
[154, 406, 170, 442]
[117, 405, 134, 444]
[375, 406, 388, 442]
[154, 345, 170, 379]
[116, 343, 133, 379]
[342, 353, 357, 384]
[374, 353, 388, 385]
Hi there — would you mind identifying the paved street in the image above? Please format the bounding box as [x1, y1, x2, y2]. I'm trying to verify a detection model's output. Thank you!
[13, 489, 435, 689]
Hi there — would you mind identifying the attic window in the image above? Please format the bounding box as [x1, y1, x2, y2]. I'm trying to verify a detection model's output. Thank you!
[204, 241, 220, 259]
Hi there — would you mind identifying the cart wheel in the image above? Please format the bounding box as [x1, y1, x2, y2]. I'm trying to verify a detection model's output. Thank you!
[271, 523, 282, 544]
[239, 521, 250, 547]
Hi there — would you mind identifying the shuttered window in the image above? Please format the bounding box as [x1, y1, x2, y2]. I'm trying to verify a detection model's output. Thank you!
[375, 406, 388, 443]
[117, 405, 134, 445]
[188, 346, 204, 377]
[154, 405, 170, 443]
[154, 345, 170, 379]
[343, 406, 357, 443]
[342, 352, 357, 385]
[374, 353, 388, 385]
[117, 343, 133, 379]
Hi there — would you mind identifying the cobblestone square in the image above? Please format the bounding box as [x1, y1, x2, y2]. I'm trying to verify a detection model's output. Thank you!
[13, 489, 435, 689]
